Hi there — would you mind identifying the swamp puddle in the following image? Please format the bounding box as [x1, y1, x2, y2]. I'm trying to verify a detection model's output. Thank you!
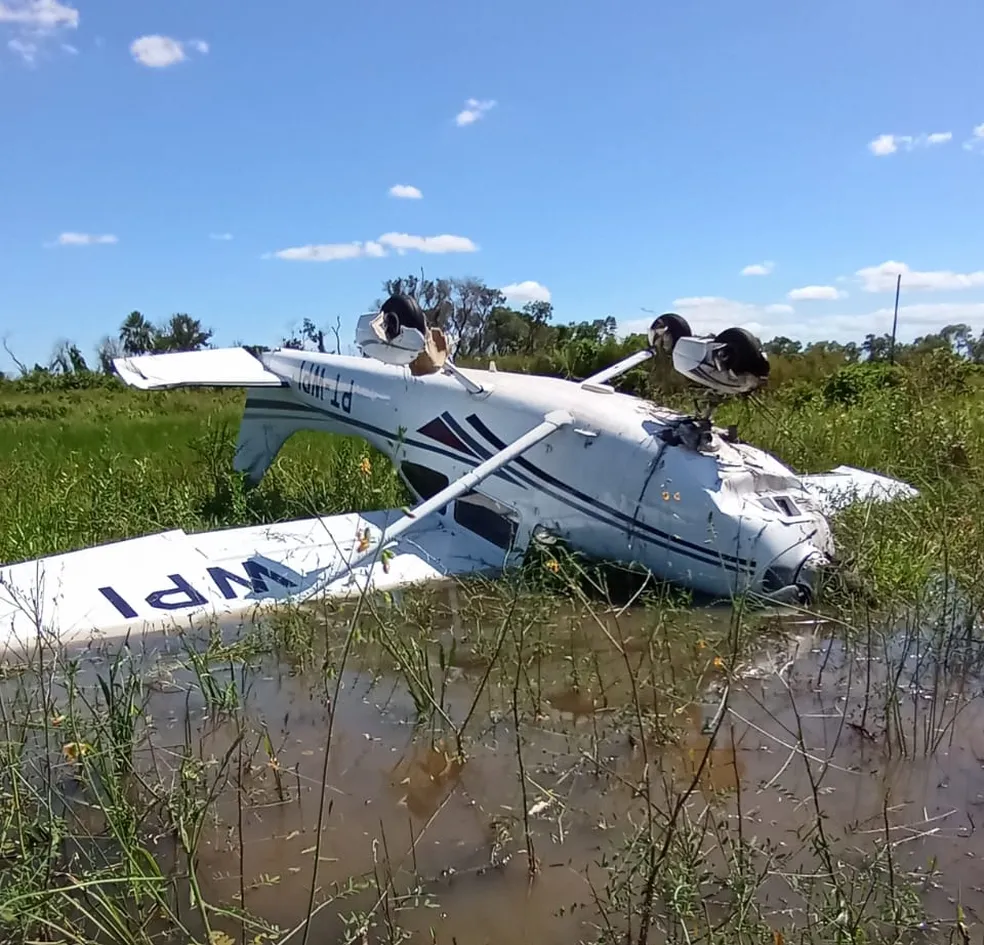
[4, 579, 984, 943]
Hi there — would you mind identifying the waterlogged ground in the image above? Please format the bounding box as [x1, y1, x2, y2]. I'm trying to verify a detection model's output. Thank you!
[3, 577, 984, 943]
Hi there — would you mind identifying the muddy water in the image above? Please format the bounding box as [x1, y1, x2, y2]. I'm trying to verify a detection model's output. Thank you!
[15, 588, 984, 943]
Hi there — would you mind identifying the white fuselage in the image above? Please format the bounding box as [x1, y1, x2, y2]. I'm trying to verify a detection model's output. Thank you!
[235, 349, 834, 601]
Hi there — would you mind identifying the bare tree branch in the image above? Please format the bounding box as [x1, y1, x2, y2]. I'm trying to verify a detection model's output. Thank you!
[2, 335, 28, 375]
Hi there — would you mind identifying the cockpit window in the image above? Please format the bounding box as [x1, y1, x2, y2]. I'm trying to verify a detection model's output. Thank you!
[453, 497, 517, 550]
[399, 461, 517, 548]
[399, 461, 449, 501]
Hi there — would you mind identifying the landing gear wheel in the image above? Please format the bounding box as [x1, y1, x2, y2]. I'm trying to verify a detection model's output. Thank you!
[380, 294, 427, 341]
[713, 327, 770, 378]
[648, 312, 692, 353]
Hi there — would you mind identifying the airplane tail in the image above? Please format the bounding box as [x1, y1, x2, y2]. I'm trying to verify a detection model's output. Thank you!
[112, 347, 359, 485]
[233, 385, 355, 484]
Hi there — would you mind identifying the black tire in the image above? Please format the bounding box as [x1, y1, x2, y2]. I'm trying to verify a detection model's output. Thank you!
[380, 294, 427, 340]
[714, 327, 770, 378]
[648, 312, 692, 351]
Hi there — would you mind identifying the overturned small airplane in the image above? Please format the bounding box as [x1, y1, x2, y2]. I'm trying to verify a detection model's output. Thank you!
[0, 298, 917, 650]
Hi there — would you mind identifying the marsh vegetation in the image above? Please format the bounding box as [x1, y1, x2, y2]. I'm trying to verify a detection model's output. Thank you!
[3, 342, 984, 943]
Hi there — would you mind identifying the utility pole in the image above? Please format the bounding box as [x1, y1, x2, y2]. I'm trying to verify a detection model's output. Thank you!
[889, 273, 901, 364]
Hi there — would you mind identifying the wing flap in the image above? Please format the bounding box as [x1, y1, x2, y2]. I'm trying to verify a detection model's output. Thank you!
[800, 465, 919, 514]
[113, 347, 285, 390]
[0, 511, 504, 654]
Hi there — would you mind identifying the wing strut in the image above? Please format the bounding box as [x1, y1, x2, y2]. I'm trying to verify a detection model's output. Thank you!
[581, 349, 655, 388]
[296, 409, 574, 602]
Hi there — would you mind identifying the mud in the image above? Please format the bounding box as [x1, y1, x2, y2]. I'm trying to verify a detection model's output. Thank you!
[10, 587, 984, 943]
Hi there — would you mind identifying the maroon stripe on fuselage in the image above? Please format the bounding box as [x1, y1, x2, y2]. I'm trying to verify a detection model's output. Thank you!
[417, 417, 475, 456]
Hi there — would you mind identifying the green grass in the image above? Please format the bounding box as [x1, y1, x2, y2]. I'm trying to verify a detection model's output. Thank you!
[4, 353, 984, 943]
[0, 387, 407, 564]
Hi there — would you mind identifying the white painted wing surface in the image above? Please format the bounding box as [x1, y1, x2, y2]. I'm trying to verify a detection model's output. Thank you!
[112, 347, 285, 389]
[0, 510, 505, 655]
[799, 465, 919, 514]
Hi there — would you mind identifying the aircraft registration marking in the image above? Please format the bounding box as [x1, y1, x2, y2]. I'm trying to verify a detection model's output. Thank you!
[297, 360, 354, 414]
[97, 560, 299, 619]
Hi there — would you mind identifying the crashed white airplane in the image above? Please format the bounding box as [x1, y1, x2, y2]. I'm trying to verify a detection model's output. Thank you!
[0, 298, 917, 650]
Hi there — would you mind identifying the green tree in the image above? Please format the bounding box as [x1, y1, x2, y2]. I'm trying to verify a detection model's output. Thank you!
[154, 313, 213, 352]
[376, 274, 506, 358]
[118, 311, 212, 356]
[119, 311, 157, 355]
[764, 336, 802, 357]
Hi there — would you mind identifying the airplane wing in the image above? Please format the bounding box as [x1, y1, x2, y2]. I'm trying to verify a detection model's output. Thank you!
[0, 410, 574, 657]
[0, 509, 506, 657]
[113, 347, 285, 389]
[799, 465, 919, 514]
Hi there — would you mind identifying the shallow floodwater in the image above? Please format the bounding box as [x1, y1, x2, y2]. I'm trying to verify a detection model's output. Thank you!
[7, 581, 984, 943]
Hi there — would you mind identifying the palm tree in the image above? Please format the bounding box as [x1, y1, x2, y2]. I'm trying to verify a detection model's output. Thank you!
[119, 311, 156, 355]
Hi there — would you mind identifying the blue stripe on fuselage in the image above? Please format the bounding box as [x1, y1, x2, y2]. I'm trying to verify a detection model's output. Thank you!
[243, 398, 527, 488]
[463, 413, 755, 571]
[243, 397, 747, 575]
[444, 411, 748, 575]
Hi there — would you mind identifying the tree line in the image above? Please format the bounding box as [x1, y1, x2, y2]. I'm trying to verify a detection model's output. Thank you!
[2, 311, 214, 379]
[4, 273, 984, 389]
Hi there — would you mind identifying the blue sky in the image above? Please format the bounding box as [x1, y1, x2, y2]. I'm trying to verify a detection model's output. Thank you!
[2, 0, 983, 372]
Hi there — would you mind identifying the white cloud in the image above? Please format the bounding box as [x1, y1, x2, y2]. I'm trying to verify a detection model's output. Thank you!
[1, 0, 78, 63]
[962, 122, 984, 153]
[501, 281, 551, 304]
[868, 131, 952, 156]
[455, 97, 496, 127]
[388, 184, 422, 200]
[868, 134, 897, 156]
[0, 0, 78, 29]
[274, 242, 373, 262]
[130, 34, 208, 68]
[741, 261, 774, 276]
[209, 232, 233, 241]
[765, 303, 795, 315]
[787, 285, 843, 301]
[377, 232, 477, 254]
[272, 232, 477, 262]
[856, 260, 984, 293]
[53, 232, 118, 246]
[7, 36, 35, 61]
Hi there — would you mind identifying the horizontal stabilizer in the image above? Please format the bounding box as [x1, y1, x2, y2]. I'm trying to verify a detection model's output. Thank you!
[0, 510, 505, 656]
[113, 347, 285, 390]
[800, 465, 919, 514]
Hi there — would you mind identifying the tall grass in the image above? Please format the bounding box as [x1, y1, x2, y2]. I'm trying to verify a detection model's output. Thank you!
[0, 388, 406, 564]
